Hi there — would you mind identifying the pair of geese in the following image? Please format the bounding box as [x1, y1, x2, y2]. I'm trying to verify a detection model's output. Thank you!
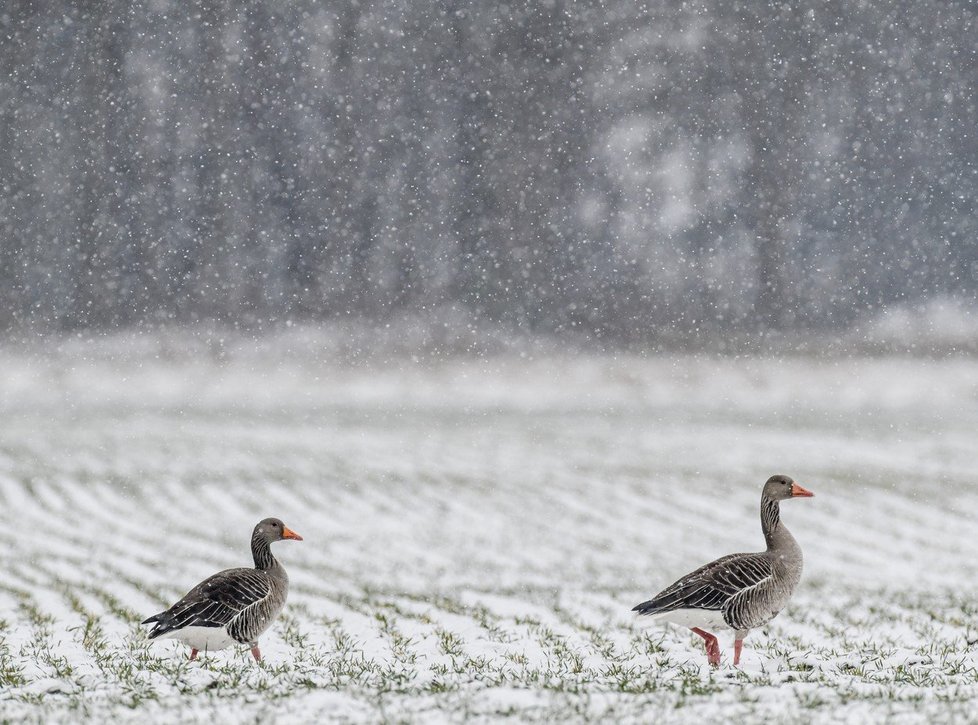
[144, 474, 813, 667]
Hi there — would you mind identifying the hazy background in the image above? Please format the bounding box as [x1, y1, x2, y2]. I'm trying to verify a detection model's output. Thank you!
[1, 1, 976, 351]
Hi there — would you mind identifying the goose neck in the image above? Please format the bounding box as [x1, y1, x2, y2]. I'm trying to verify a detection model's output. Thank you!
[761, 496, 796, 551]
[252, 534, 276, 571]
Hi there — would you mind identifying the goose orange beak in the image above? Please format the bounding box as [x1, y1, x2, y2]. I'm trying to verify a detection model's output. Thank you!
[791, 483, 814, 498]
[282, 526, 304, 541]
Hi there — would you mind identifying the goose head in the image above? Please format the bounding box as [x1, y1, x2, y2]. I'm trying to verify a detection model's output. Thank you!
[254, 518, 304, 543]
[763, 474, 814, 501]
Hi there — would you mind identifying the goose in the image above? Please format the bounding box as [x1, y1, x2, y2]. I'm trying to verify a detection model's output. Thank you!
[632, 474, 813, 667]
[142, 518, 302, 662]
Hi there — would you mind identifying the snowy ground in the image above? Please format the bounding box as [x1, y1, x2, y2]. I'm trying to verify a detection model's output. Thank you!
[1, 350, 977, 722]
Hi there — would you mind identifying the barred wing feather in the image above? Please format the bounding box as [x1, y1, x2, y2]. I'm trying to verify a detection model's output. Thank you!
[142, 568, 271, 638]
[632, 553, 774, 616]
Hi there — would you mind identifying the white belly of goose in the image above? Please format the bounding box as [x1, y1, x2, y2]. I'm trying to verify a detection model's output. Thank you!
[162, 626, 237, 651]
[640, 608, 728, 631]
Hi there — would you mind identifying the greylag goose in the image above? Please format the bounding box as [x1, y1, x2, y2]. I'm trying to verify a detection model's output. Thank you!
[632, 475, 813, 667]
[142, 518, 302, 662]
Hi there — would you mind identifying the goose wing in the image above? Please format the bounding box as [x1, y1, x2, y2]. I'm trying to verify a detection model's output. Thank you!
[142, 567, 271, 638]
[632, 552, 773, 616]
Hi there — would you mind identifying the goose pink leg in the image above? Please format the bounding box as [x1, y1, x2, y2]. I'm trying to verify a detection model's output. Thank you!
[189, 648, 198, 662]
[251, 646, 262, 662]
[691, 627, 721, 667]
[734, 639, 744, 666]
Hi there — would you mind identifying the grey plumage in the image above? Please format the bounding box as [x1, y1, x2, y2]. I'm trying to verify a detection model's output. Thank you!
[633, 475, 813, 666]
[142, 518, 302, 661]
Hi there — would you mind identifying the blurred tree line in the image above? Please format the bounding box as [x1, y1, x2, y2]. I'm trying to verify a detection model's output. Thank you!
[1, 1, 976, 344]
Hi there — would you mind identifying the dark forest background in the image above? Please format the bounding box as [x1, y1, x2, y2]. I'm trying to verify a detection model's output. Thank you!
[1, 1, 976, 346]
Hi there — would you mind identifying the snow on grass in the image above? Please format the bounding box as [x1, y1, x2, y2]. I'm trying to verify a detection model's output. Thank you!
[0, 351, 977, 721]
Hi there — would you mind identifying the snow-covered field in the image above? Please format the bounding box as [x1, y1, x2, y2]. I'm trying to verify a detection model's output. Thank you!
[2, 350, 978, 722]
